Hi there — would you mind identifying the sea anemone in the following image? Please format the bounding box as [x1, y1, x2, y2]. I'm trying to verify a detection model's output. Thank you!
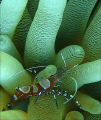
[0, 0, 101, 120]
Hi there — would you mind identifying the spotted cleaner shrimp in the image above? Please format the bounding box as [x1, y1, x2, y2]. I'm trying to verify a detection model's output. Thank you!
[2, 53, 82, 111]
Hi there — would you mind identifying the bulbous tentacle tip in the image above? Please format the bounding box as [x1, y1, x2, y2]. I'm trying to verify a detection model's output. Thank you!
[65, 111, 84, 120]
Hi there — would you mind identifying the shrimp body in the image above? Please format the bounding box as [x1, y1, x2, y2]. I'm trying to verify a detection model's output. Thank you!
[4, 75, 57, 110]
[3, 54, 82, 111]
[5, 73, 82, 111]
[15, 75, 56, 100]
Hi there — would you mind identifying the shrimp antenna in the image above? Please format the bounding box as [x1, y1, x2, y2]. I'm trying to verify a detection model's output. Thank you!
[60, 53, 66, 68]
[63, 77, 77, 104]
[60, 53, 78, 70]
[6, 66, 47, 79]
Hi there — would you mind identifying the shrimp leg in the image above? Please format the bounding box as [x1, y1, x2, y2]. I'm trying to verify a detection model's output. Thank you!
[34, 88, 46, 104]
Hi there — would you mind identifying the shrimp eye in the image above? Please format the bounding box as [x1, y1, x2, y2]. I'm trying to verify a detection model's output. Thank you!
[15, 87, 19, 90]
[19, 86, 30, 94]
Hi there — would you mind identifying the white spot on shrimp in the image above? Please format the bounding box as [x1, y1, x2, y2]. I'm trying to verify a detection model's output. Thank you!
[32, 85, 38, 93]
[39, 79, 50, 89]
[12, 95, 18, 100]
[19, 86, 30, 94]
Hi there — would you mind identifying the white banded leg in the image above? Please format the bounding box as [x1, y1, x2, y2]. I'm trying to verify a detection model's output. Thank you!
[6, 103, 13, 110]
[45, 89, 82, 110]
[46, 89, 58, 108]
[63, 94, 82, 111]
[2, 103, 13, 111]
[46, 89, 69, 107]
[33, 70, 38, 83]
[57, 90, 82, 111]
[51, 89, 58, 108]
[34, 89, 46, 104]
[73, 97, 82, 110]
